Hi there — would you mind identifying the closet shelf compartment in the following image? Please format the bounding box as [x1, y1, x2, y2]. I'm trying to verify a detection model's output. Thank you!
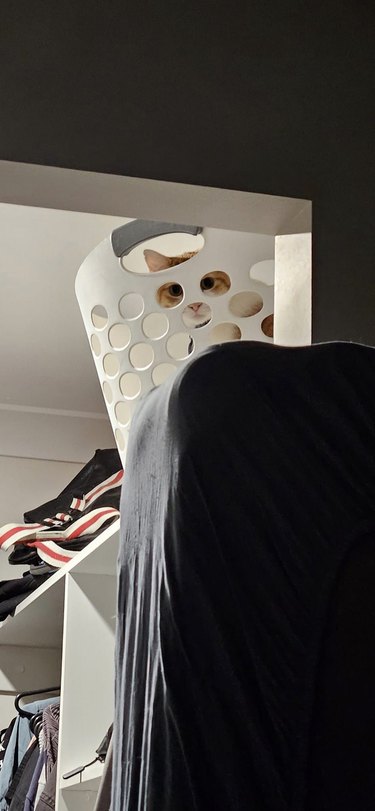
[60, 761, 104, 792]
[0, 520, 120, 648]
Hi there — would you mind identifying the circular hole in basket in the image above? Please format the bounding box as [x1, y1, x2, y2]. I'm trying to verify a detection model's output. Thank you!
[152, 363, 177, 387]
[91, 305, 108, 330]
[182, 302, 212, 329]
[103, 353, 120, 377]
[142, 312, 169, 340]
[129, 343, 154, 371]
[229, 291, 263, 318]
[102, 381, 113, 403]
[200, 270, 231, 296]
[249, 259, 275, 286]
[156, 282, 184, 309]
[90, 333, 101, 357]
[115, 428, 127, 452]
[115, 401, 131, 427]
[261, 314, 274, 338]
[119, 293, 144, 320]
[121, 232, 204, 274]
[108, 323, 131, 350]
[209, 323, 242, 343]
[119, 372, 142, 400]
[166, 332, 193, 361]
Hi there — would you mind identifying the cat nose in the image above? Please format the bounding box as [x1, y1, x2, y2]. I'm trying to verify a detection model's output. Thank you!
[190, 302, 201, 312]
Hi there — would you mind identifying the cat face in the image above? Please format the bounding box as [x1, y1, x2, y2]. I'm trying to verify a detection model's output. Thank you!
[182, 301, 212, 329]
[144, 250, 230, 328]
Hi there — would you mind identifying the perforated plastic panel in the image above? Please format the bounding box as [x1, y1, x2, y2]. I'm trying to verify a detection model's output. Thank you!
[76, 220, 274, 463]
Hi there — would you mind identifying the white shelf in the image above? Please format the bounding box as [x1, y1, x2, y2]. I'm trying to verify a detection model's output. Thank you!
[0, 518, 120, 811]
[0, 571, 65, 647]
[0, 520, 120, 647]
[60, 761, 103, 792]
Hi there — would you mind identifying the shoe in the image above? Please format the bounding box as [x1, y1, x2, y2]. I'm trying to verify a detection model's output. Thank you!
[4, 457, 123, 566]
[24, 449, 122, 523]
[8, 546, 39, 566]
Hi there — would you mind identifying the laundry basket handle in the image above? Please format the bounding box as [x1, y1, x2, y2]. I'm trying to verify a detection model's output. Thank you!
[111, 220, 202, 257]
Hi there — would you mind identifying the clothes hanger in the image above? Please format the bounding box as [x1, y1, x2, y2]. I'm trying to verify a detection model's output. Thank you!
[29, 712, 43, 736]
[62, 724, 113, 780]
[15, 686, 60, 719]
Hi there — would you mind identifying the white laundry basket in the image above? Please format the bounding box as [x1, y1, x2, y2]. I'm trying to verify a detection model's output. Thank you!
[76, 220, 274, 463]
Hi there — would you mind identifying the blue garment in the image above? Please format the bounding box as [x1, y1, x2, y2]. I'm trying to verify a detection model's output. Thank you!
[24, 751, 45, 811]
[0, 699, 59, 811]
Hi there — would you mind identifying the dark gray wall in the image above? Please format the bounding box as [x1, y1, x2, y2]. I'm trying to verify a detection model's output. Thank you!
[0, 0, 374, 343]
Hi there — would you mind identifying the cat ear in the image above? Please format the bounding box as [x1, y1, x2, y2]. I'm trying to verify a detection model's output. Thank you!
[143, 249, 171, 273]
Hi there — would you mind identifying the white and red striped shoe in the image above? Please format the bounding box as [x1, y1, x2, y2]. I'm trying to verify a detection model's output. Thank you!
[1, 459, 124, 569]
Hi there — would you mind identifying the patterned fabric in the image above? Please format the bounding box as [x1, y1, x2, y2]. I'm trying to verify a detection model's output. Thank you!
[0, 468, 123, 568]
[0, 700, 58, 811]
[42, 705, 59, 776]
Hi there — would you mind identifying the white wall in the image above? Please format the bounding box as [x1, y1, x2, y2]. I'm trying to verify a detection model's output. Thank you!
[0, 456, 82, 579]
[0, 456, 76, 725]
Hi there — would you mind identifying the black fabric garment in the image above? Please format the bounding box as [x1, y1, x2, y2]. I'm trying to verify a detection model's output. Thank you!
[7, 742, 38, 811]
[0, 574, 52, 621]
[24, 448, 121, 524]
[112, 342, 375, 811]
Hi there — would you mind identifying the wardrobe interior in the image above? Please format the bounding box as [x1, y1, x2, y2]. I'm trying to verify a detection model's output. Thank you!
[0, 168, 312, 811]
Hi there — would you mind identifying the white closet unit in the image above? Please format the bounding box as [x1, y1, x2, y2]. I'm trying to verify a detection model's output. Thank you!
[0, 166, 312, 811]
[0, 520, 120, 811]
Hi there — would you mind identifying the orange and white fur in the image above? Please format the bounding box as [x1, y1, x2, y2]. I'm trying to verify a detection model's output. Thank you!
[143, 248, 273, 337]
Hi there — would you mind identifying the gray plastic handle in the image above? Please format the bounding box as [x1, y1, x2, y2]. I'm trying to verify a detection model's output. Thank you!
[111, 220, 202, 258]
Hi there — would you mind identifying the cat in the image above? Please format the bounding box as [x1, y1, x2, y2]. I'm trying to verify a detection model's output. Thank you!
[143, 248, 274, 338]
[144, 249, 228, 329]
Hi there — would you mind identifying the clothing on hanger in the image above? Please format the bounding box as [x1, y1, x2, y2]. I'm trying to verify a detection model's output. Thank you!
[7, 742, 38, 811]
[24, 752, 45, 811]
[0, 722, 16, 773]
[0, 699, 59, 811]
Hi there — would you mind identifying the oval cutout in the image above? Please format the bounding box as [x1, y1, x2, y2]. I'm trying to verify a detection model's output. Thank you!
[91, 305, 108, 330]
[156, 282, 184, 309]
[261, 314, 274, 338]
[152, 363, 177, 387]
[91, 334, 101, 357]
[129, 343, 154, 370]
[115, 401, 131, 427]
[249, 259, 275, 286]
[229, 291, 263, 318]
[119, 293, 144, 320]
[102, 381, 113, 403]
[182, 302, 212, 329]
[103, 353, 120, 377]
[121, 232, 204, 274]
[166, 332, 193, 360]
[210, 323, 242, 343]
[120, 372, 142, 400]
[200, 270, 231, 296]
[115, 428, 126, 452]
[109, 323, 131, 350]
[142, 313, 169, 340]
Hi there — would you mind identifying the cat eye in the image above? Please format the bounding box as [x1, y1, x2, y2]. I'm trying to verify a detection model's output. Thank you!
[200, 277, 215, 291]
[168, 284, 183, 298]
